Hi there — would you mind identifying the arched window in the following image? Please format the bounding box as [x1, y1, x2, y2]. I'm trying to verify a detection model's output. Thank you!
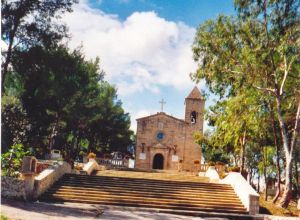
[190, 111, 198, 124]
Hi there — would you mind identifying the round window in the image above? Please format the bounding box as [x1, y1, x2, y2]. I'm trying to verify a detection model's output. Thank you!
[156, 132, 164, 140]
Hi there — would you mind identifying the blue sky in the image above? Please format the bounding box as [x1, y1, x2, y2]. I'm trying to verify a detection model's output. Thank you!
[63, 0, 236, 131]
[89, 0, 235, 27]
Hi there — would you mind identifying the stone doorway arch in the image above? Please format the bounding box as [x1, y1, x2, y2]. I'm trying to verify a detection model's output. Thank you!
[152, 153, 164, 169]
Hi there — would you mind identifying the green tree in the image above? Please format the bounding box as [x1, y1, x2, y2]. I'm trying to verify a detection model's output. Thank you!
[7, 45, 133, 158]
[1, 96, 31, 152]
[192, 0, 300, 207]
[258, 146, 276, 201]
[194, 131, 230, 164]
[1, 0, 77, 92]
[1, 144, 29, 177]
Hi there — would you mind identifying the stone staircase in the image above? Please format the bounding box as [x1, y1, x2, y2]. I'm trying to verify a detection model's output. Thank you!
[39, 170, 248, 215]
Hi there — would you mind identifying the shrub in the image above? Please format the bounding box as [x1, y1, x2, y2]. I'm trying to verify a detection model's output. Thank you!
[1, 144, 29, 177]
[219, 171, 228, 179]
[79, 151, 86, 156]
[208, 161, 215, 166]
[87, 152, 96, 159]
[216, 161, 225, 165]
[229, 166, 240, 172]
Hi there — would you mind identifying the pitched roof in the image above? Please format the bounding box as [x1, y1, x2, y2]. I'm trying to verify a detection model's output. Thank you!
[186, 86, 204, 100]
[136, 112, 187, 124]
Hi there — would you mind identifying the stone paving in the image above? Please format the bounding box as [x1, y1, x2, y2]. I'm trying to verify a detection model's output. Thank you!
[1, 198, 229, 220]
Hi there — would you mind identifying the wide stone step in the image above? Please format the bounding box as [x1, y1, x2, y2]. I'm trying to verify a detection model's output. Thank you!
[40, 172, 248, 215]
[51, 182, 237, 198]
[66, 174, 213, 185]
[42, 193, 245, 209]
[41, 195, 247, 214]
[43, 188, 242, 204]
[46, 186, 241, 201]
[93, 174, 209, 182]
[53, 181, 236, 197]
[62, 175, 232, 190]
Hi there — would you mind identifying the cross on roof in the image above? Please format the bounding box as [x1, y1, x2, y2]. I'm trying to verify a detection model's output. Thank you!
[159, 98, 166, 112]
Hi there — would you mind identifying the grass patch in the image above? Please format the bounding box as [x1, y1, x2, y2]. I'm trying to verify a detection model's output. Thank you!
[259, 194, 298, 216]
[1, 215, 9, 220]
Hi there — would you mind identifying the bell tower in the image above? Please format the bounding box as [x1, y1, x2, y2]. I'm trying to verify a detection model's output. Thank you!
[185, 86, 205, 133]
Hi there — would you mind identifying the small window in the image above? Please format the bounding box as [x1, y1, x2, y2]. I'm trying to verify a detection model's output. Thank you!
[191, 111, 198, 124]
[141, 143, 145, 153]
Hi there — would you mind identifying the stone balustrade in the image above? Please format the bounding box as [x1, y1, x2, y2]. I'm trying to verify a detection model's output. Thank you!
[34, 161, 71, 198]
[1, 159, 71, 201]
[96, 158, 128, 168]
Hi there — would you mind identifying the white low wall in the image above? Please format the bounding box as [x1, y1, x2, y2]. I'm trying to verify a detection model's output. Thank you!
[82, 159, 99, 175]
[34, 161, 71, 198]
[205, 166, 220, 182]
[221, 172, 259, 215]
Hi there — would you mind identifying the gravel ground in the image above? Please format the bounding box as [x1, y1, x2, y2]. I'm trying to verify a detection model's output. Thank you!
[1, 199, 229, 220]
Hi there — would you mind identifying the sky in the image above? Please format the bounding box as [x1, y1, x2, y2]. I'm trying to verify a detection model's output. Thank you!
[62, 0, 236, 132]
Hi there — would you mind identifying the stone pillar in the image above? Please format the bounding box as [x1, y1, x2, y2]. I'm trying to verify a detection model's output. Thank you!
[21, 156, 37, 200]
[297, 198, 300, 218]
[21, 173, 36, 200]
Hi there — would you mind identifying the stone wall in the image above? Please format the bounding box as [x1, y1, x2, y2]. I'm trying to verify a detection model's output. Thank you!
[34, 161, 71, 198]
[1, 176, 26, 200]
[135, 112, 202, 171]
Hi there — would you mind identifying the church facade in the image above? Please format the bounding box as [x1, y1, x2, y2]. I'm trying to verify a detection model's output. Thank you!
[135, 87, 205, 171]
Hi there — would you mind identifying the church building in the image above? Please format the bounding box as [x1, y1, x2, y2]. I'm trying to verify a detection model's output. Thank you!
[135, 87, 205, 171]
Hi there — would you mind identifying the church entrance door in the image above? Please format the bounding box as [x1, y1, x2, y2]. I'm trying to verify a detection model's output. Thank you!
[152, 154, 164, 169]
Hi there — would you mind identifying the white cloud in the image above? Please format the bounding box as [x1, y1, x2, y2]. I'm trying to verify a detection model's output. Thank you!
[63, 1, 197, 96]
[128, 108, 157, 131]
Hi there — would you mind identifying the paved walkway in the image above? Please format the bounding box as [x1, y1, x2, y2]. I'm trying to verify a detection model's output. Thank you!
[1, 199, 228, 220]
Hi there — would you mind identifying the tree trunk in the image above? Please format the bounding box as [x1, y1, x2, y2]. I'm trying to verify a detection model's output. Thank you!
[270, 105, 281, 203]
[276, 97, 299, 207]
[263, 146, 268, 201]
[257, 173, 260, 193]
[249, 167, 253, 184]
[293, 159, 299, 195]
[280, 156, 293, 207]
[2, 14, 22, 93]
[240, 130, 246, 171]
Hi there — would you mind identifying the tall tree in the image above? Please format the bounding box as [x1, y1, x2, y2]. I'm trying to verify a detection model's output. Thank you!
[7, 45, 133, 157]
[1, 0, 76, 92]
[192, 0, 300, 207]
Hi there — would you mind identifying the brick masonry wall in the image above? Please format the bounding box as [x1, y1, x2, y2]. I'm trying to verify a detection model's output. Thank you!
[1, 176, 26, 200]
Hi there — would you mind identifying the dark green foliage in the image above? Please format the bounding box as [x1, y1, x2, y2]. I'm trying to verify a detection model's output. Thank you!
[1, 96, 31, 152]
[1, 0, 133, 161]
[4, 46, 133, 158]
[1, 0, 77, 92]
[194, 132, 230, 164]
